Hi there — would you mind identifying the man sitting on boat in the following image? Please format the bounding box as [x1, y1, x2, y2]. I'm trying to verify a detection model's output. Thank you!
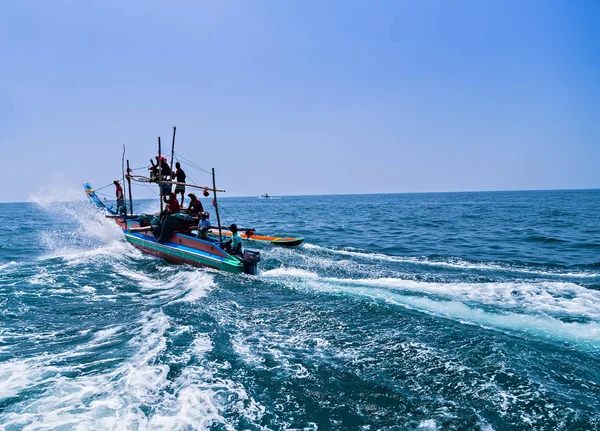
[163, 192, 180, 214]
[197, 211, 211, 240]
[154, 192, 198, 241]
[223, 223, 243, 257]
[187, 193, 204, 216]
[113, 180, 126, 215]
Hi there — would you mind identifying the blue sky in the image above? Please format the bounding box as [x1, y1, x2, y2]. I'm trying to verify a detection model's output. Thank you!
[1, 0, 598, 202]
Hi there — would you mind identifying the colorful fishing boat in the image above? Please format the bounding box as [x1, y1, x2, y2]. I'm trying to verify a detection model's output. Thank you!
[84, 183, 259, 274]
[83, 127, 264, 275]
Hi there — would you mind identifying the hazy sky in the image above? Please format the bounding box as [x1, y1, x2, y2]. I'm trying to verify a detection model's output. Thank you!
[1, 0, 599, 203]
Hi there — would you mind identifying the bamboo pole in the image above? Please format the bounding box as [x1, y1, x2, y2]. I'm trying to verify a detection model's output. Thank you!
[155, 180, 225, 193]
[126, 159, 134, 216]
[169, 126, 177, 174]
[158, 136, 163, 213]
[121, 144, 126, 214]
[212, 167, 223, 241]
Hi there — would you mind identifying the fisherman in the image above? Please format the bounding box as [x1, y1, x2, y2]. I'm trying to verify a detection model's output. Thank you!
[187, 192, 204, 216]
[163, 192, 180, 214]
[197, 211, 211, 240]
[113, 180, 126, 215]
[173, 162, 186, 205]
[149, 155, 172, 178]
[150, 156, 172, 195]
[223, 223, 243, 256]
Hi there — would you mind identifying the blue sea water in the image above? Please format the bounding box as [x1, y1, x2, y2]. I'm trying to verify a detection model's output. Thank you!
[1, 190, 600, 430]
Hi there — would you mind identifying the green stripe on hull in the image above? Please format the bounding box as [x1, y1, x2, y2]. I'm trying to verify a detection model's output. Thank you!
[125, 234, 244, 274]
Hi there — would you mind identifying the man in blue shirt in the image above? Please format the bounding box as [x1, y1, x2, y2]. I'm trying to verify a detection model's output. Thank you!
[223, 223, 243, 256]
[197, 212, 211, 240]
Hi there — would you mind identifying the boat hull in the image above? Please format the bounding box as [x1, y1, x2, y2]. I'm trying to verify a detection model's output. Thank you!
[119, 219, 244, 273]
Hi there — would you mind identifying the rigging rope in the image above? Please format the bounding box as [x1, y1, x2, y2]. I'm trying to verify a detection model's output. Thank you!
[173, 152, 212, 176]
[94, 182, 115, 192]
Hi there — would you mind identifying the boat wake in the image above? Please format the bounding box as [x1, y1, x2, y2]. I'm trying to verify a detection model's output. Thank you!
[261, 253, 600, 352]
[302, 244, 600, 279]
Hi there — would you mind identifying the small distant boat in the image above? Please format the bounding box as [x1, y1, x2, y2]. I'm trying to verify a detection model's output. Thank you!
[259, 193, 280, 200]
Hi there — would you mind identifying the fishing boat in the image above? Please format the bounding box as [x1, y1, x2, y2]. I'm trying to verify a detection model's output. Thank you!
[259, 193, 281, 200]
[83, 128, 263, 275]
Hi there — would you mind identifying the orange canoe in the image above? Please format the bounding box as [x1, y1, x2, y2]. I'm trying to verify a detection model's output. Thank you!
[210, 229, 304, 247]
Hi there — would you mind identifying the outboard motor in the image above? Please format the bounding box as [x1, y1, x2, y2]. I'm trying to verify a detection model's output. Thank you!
[242, 249, 261, 275]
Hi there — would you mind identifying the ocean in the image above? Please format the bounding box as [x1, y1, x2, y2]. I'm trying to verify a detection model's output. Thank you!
[1, 190, 599, 430]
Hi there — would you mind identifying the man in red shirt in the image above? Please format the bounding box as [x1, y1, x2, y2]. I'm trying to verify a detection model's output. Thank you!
[164, 192, 180, 214]
[187, 193, 204, 216]
[113, 180, 126, 215]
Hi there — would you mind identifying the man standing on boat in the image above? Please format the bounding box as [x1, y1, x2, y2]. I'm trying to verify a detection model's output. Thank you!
[113, 180, 126, 215]
[150, 156, 172, 195]
[173, 162, 186, 206]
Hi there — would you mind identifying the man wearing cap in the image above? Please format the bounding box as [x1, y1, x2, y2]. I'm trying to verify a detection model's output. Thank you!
[187, 192, 204, 216]
[114, 180, 126, 215]
[197, 211, 211, 240]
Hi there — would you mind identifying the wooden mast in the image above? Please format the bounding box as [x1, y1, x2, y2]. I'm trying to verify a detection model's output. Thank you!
[158, 136, 163, 213]
[126, 159, 134, 216]
[212, 167, 223, 241]
[121, 144, 126, 214]
[169, 126, 177, 174]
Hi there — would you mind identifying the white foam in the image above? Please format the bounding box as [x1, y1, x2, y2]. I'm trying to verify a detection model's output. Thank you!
[262, 267, 319, 279]
[91, 326, 122, 343]
[349, 278, 600, 321]
[31, 185, 128, 264]
[418, 419, 439, 430]
[305, 244, 600, 278]
[0, 359, 47, 400]
[267, 267, 600, 320]
[0, 261, 17, 271]
[0, 308, 268, 429]
[172, 271, 215, 303]
[266, 268, 600, 350]
[114, 264, 214, 303]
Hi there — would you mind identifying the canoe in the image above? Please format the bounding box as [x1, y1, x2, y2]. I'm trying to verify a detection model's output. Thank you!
[210, 229, 304, 247]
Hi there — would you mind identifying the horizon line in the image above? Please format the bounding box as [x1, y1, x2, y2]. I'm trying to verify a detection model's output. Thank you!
[3, 186, 599, 205]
